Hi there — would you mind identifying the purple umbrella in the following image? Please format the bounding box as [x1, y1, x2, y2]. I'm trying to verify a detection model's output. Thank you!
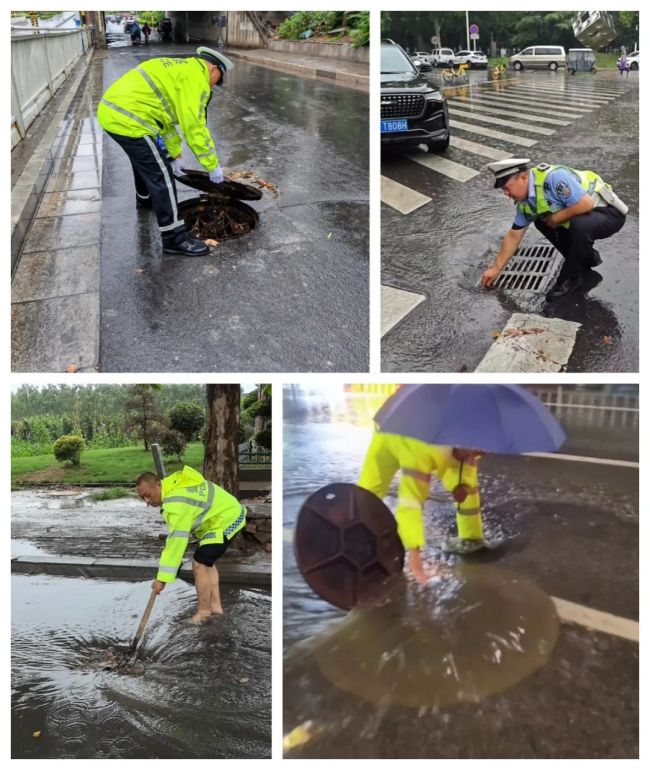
[374, 384, 565, 454]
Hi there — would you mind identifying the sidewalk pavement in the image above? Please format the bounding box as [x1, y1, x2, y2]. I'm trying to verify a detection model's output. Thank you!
[225, 47, 369, 91]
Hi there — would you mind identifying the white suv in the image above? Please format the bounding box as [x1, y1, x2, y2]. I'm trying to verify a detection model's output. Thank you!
[453, 50, 489, 68]
[431, 48, 456, 67]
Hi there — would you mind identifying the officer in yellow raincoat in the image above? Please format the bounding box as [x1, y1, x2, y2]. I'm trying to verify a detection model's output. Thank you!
[358, 430, 484, 583]
[97, 47, 232, 256]
[136, 465, 246, 623]
[482, 158, 627, 300]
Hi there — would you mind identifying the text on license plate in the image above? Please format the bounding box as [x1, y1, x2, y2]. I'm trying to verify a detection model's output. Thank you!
[381, 119, 408, 133]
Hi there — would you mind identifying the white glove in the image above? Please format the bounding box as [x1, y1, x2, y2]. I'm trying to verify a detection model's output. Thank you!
[209, 166, 224, 184]
[171, 157, 184, 176]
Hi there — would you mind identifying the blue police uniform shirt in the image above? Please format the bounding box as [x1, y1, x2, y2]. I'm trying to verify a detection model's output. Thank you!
[512, 167, 586, 229]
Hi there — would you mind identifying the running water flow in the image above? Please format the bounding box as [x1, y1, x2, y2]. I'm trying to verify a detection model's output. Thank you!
[12, 575, 271, 758]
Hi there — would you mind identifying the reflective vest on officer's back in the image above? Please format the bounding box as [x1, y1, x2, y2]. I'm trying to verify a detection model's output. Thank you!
[157, 465, 246, 582]
[97, 56, 218, 172]
[517, 163, 624, 228]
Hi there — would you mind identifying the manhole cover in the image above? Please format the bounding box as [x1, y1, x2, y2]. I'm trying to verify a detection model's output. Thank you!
[294, 483, 405, 611]
[491, 244, 563, 293]
[178, 196, 259, 240]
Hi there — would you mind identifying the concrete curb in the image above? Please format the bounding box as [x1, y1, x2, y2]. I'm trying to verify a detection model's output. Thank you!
[12, 555, 271, 586]
[225, 48, 369, 91]
[11, 47, 95, 273]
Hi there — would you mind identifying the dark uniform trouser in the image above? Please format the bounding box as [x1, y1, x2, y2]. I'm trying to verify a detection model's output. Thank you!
[535, 204, 626, 281]
[106, 131, 187, 244]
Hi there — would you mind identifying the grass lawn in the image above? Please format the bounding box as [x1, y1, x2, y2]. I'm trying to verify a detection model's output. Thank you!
[12, 443, 207, 485]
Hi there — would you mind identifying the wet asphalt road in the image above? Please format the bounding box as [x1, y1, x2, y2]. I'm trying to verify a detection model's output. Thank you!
[12, 575, 271, 758]
[381, 69, 639, 372]
[99, 43, 368, 372]
[282, 387, 638, 757]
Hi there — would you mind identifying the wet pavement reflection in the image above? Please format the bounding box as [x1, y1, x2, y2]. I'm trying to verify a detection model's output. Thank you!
[12, 575, 271, 758]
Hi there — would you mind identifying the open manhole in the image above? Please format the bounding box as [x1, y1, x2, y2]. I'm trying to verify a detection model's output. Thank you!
[491, 244, 563, 293]
[176, 169, 262, 241]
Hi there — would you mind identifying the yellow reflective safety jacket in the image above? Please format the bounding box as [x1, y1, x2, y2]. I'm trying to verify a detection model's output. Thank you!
[157, 465, 246, 582]
[358, 430, 481, 549]
[97, 56, 219, 171]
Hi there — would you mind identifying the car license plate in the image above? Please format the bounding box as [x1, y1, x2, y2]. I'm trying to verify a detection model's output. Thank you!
[381, 119, 408, 133]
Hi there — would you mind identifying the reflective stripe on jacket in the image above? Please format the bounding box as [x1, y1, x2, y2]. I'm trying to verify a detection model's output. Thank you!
[97, 56, 219, 171]
[358, 430, 459, 550]
[156, 465, 245, 582]
[518, 164, 611, 229]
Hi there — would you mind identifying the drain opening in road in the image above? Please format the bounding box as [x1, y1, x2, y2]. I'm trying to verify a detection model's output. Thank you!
[491, 244, 563, 293]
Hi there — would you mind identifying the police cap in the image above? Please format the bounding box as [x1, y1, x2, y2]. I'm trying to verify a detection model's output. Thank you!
[195, 46, 234, 81]
[486, 158, 531, 189]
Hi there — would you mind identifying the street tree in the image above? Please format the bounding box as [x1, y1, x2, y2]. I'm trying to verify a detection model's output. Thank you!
[169, 402, 206, 442]
[204, 385, 240, 496]
[125, 384, 162, 451]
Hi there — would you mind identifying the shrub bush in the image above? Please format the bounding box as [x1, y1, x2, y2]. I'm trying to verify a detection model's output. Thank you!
[53, 435, 85, 466]
[160, 429, 187, 463]
[277, 11, 340, 39]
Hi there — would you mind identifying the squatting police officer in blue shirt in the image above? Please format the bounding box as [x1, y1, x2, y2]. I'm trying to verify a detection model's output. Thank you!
[481, 158, 628, 300]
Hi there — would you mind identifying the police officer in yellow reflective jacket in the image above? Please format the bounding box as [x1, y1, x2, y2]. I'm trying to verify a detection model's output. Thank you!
[136, 465, 246, 623]
[358, 429, 485, 584]
[482, 158, 627, 300]
[97, 47, 232, 257]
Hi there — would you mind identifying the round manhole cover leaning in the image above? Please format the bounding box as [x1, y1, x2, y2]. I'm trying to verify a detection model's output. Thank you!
[294, 483, 405, 611]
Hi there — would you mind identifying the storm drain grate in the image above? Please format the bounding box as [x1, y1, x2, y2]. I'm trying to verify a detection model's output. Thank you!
[491, 244, 563, 293]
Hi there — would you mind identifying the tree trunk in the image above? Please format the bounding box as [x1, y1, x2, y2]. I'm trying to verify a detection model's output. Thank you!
[204, 385, 240, 497]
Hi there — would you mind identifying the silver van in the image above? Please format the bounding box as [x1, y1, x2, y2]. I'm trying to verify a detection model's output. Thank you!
[509, 46, 567, 71]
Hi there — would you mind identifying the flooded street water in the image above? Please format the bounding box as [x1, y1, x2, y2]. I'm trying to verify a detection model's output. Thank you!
[283, 386, 638, 758]
[12, 575, 271, 758]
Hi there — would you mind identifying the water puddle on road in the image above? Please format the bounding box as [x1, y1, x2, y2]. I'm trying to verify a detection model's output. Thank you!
[284, 563, 559, 752]
[12, 575, 271, 759]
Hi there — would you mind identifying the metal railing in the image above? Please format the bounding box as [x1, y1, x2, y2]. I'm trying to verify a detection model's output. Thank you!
[11, 26, 95, 148]
[527, 385, 639, 431]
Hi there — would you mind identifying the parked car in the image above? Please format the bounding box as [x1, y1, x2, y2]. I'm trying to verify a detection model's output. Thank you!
[430, 48, 456, 67]
[381, 41, 450, 153]
[411, 52, 433, 72]
[509, 45, 567, 71]
[453, 50, 489, 68]
[618, 50, 639, 70]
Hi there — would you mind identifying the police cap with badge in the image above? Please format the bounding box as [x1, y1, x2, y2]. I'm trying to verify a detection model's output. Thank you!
[486, 158, 532, 188]
[196, 46, 234, 86]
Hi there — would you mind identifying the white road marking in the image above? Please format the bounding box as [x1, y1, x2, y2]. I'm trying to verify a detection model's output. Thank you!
[475, 313, 581, 373]
[406, 151, 481, 182]
[451, 99, 572, 126]
[381, 175, 431, 214]
[448, 106, 556, 135]
[450, 118, 538, 147]
[508, 86, 611, 106]
[283, 527, 293, 543]
[525, 451, 638, 468]
[511, 84, 615, 102]
[466, 93, 587, 118]
[551, 597, 639, 642]
[476, 91, 593, 113]
[450, 135, 511, 160]
[381, 284, 426, 336]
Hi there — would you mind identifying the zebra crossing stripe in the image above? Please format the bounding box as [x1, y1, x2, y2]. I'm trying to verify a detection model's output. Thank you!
[381, 285, 426, 336]
[381, 175, 431, 214]
[511, 84, 617, 100]
[449, 118, 537, 147]
[508, 86, 612, 106]
[448, 106, 556, 135]
[467, 93, 588, 117]
[502, 89, 598, 108]
[478, 91, 594, 113]
[449, 135, 511, 160]
[450, 99, 572, 126]
[406, 151, 481, 182]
